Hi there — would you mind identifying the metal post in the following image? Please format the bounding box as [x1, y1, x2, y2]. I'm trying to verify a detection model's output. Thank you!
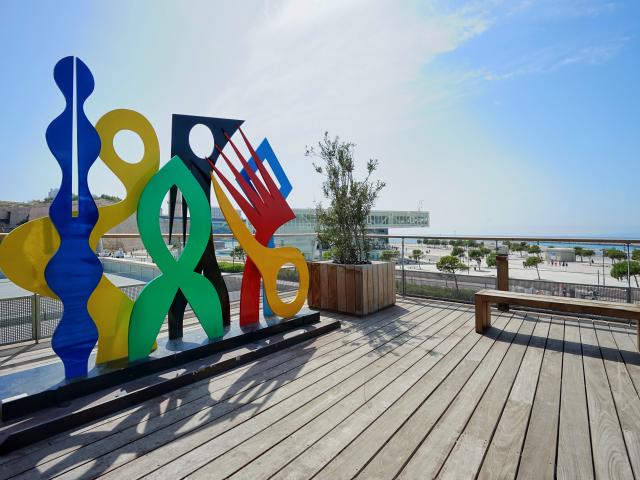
[602, 248, 606, 286]
[627, 243, 632, 303]
[31, 294, 40, 343]
[401, 237, 406, 297]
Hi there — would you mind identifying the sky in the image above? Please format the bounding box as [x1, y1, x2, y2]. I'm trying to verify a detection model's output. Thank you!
[1, 0, 638, 236]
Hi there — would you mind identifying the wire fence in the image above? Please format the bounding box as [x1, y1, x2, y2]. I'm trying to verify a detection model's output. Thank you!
[398, 269, 640, 305]
[0, 270, 300, 347]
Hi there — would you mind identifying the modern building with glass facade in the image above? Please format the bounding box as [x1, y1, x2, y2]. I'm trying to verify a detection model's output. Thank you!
[273, 208, 430, 259]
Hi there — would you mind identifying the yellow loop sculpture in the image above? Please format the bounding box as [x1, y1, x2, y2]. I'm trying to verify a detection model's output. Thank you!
[211, 173, 309, 318]
[88, 109, 160, 362]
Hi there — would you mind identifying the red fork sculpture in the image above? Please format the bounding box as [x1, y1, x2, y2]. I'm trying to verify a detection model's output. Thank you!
[208, 128, 295, 325]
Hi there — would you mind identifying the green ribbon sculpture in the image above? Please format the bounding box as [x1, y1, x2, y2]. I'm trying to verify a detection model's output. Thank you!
[129, 156, 223, 361]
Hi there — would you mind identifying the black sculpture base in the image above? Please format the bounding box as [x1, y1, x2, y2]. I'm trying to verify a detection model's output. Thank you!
[0, 309, 341, 454]
[0, 309, 324, 422]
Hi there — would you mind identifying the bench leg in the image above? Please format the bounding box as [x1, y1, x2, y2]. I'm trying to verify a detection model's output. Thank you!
[476, 298, 491, 333]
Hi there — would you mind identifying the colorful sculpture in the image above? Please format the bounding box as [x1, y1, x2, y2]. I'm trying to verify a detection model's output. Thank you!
[128, 156, 224, 361]
[0, 109, 159, 364]
[0, 55, 309, 378]
[44, 57, 103, 378]
[240, 138, 292, 317]
[210, 130, 309, 320]
[166, 115, 243, 335]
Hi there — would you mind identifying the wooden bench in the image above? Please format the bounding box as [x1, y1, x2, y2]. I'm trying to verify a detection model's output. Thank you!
[475, 289, 640, 350]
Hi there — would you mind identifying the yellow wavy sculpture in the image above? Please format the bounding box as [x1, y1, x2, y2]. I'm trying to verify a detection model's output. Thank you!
[211, 173, 309, 318]
[0, 109, 159, 362]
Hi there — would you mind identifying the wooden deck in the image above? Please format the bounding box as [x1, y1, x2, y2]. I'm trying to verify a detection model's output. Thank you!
[1, 297, 640, 479]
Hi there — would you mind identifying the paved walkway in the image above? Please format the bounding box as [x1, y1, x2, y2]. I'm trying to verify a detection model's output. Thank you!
[1, 297, 639, 479]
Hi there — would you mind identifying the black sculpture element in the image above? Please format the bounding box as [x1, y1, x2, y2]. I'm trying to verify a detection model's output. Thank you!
[168, 114, 244, 337]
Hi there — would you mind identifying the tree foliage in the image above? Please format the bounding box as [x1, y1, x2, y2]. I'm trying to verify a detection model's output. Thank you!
[451, 246, 465, 258]
[380, 250, 400, 261]
[231, 245, 245, 264]
[610, 260, 640, 287]
[604, 248, 627, 263]
[524, 255, 543, 279]
[632, 249, 640, 261]
[411, 249, 424, 267]
[436, 255, 468, 290]
[527, 244, 541, 256]
[308, 132, 385, 264]
[486, 252, 497, 267]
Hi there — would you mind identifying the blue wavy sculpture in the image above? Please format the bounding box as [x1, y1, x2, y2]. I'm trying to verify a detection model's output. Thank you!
[44, 57, 103, 379]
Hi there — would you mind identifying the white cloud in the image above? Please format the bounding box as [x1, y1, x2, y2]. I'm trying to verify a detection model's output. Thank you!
[482, 37, 629, 81]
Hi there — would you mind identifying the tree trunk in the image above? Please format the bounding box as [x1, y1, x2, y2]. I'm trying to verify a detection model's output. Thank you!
[453, 273, 459, 291]
[535, 265, 541, 280]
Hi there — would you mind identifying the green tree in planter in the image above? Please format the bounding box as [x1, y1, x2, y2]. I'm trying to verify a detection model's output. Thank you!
[486, 252, 497, 268]
[436, 255, 468, 291]
[308, 133, 385, 264]
[611, 261, 640, 288]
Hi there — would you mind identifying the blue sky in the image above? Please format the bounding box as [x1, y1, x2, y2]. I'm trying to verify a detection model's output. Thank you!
[1, 0, 638, 236]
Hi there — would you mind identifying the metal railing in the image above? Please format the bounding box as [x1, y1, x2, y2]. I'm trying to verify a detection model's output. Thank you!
[0, 269, 299, 347]
[1, 231, 638, 346]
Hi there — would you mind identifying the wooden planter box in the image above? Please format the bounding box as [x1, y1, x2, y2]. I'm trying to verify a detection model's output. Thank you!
[307, 261, 396, 316]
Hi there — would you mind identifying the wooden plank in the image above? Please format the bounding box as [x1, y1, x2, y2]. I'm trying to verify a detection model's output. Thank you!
[476, 316, 551, 479]
[336, 265, 346, 312]
[367, 265, 380, 312]
[320, 263, 329, 310]
[396, 313, 523, 479]
[476, 289, 640, 321]
[327, 263, 338, 311]
[0, 306, 422, 470]
[119, 308, 474, 480]
[197, 310, 479, 480]
[345, 266, 355, 314]
[608, 323, 640, 397]
[354, 267, 362, 315]
[556, 318, 594, 480]
[360, 313, 520, 479]
[375, 263, 380, 312]
[595, 323, 640, 477]
[47, 305, 461, 479]
[363, 265, 371, 315]
[4, 304, 434, 478]
[437, 314, 541, 479]
[388, 262, 393, 306]
[378, 263, 385, 312]
[270, 312, 481, 480]
[580, 320, 634, 479]
[313, 313, 497, 479]
[309, 262, 320, 308]
[516, 318, 564, 479]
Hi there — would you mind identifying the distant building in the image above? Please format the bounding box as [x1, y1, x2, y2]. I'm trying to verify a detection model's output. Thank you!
[274, 208, 430, 259]
[545, 247, 576, 262]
